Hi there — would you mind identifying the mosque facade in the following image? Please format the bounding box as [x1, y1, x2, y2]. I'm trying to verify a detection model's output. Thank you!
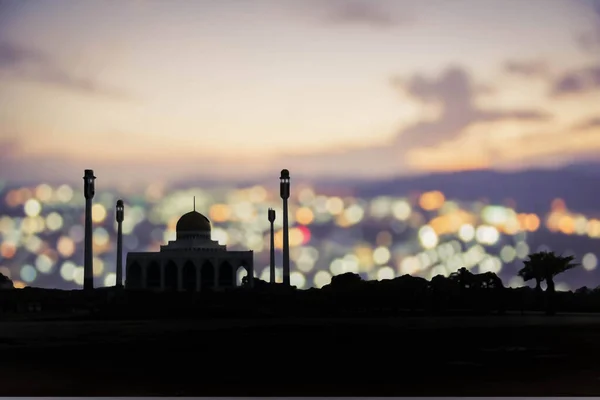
[125, 210, 254, 291]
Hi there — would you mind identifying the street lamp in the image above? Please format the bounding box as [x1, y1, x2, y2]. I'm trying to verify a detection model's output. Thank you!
[268, 208, 276, 284]
[280, 169, 290, 286]
[116, 199, 124, 288]
[83, 169, 96, 291]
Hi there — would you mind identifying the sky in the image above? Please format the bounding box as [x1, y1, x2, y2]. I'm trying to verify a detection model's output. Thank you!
[0, 0, 599, 185]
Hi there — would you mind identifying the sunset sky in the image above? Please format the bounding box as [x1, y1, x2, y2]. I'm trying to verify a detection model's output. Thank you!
[0, 0, 599, 185]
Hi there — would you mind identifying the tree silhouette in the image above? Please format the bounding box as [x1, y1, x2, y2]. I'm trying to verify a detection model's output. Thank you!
[518, 252, 545, 293]
[0, 272, 13, 289]
[518, 251, 579, 315]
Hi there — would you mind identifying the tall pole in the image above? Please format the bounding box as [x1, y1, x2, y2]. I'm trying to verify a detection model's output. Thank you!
[280, 169, 290, 286]
[268, 208, 276, 283]
[116, 199, 124, 288]
[83, 169, 96, 291]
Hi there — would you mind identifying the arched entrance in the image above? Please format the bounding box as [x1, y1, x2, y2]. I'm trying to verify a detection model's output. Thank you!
[165, 260, 178, 291]
[236, 265, 249, 287]
[219, 261, 234, 287]
[201, 260, 214, 290]
[147, 261, 160, 289]
[127, 262, 142, 289]
[182, 261, 196, 292]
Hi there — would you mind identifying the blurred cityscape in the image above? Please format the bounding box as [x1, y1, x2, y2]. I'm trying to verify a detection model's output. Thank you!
[0, 180, 599, 291]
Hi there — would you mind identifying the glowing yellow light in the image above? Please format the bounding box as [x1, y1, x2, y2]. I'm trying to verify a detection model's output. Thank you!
[56, 185, 74, 203]
[0, 242, 16, 259]
[391, 200, 411, 220]
[583, 253, 598, 271]
[73, 266, 84, 286]
[500, 245, 516, 263]
[418, 225, 439, 249]
[481, 206, 509, 225]
[458, 224, 475, 242]
[60, 261, 76, 281]
[373, 246, 391, 265]
[209, 204, 231, 222]
[296, 207, 314, 225]
[24, 198, 42, 217]
[93, 257, 104, 277]
[558, 215, 575, 235]
[5, 190, 21, 207]
[475, 225, 499, 245]
[419, 191, 445, 211]
[551, 198, 566, 211]
[377, 266, 395, 280]
[515, 242, 529, 259]
[104, 273, 116, 287]
[91, 204, 107, 223]
[289, 227, 305, 247]
[314, 270, 331, 288]
[588, 219, 600, 238]
[249, 186, 267, 203]
[45, 212, 63, 231]
[525, 214, 540, 232]
[399, 256, 421, 275]
[212, 227, 229, 245]
[35, 184, 53, 202]
[290, 272, 306, 288]
[325, 197, 344, 215]
[57, 236, 75, 257]
[298, 188, 315, 205]
[35, 254, 54, 274]
[574, 216, 588, 235]
[344, 204, 364, 225]
[13, 280, 26, 289]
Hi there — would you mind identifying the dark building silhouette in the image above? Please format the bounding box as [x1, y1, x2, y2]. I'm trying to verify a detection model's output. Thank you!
[83, 169, 96, 291]
[268, 208, 276, 283]
[280, 169, 291, 286]
[115, 199, 124, 288]
[125, 206, 254, 291]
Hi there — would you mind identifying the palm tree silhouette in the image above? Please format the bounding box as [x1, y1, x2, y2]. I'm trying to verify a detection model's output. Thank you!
[518, 251, 579, 315]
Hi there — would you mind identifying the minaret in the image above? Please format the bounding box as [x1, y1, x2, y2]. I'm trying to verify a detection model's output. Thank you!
[83, 169, 96, 291]
[280, 169, 291, 286]
[268, 208, 276, 283]
[115, 199, 124, 288]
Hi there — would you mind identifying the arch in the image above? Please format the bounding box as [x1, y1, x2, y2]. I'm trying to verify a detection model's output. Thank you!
[182, 260, 197, 292]
[165, 260, 178, 291]
[147, 261, 160, 289]
[219, 261, 234, 287]
[201, 260, 215, 290]
[127, 262, 142, 289]
[235, 264, 249, 287]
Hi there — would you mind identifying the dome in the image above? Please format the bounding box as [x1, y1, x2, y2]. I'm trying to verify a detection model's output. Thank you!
[176, 211, 211, 233]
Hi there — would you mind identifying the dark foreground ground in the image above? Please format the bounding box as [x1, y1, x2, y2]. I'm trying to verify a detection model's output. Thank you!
[3, 314, 600, 396]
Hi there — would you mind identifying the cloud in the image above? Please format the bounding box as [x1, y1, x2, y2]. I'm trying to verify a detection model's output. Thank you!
[578, 0, 600, 51]
[324, 1, 406, 28]
[266, 66, 553, 178]
[392, 67, 551, 148]
[551, 65, 600, 95]
[573, 116, 600, 130]
[0, 41, 131, 100]
[504, 60, 549, 78]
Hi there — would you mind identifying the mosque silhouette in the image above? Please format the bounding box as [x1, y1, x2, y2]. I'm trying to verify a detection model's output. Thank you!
[81, 168, 292, 292]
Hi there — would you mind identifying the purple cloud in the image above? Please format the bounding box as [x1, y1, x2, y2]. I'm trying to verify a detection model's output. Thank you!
[504, 60, 549, 78]
[574, 116, 600, 130]
[0, 41, 131, 100]
[325, 1, 406, 28]
[578, 0, 600, 51]
[551, 65, 600, 95]
[393, 67, 551, 148]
